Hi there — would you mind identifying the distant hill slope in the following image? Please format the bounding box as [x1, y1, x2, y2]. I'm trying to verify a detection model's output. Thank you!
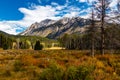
[0, 30, 11, 36]
[20, 17, 92, 39]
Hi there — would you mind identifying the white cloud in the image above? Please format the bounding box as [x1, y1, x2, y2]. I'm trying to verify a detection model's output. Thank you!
[0, 21, 20, 35]
[109, 0, 118, 7]
[51, 2, 58, 6]
[64, 12, 80, 17]
[0, 2, 88, 34]
[77, 0, 93, 3]
[19, 6, 59, 22]
[0, 5, 63, 35]
[0, 1, 102, 35]
[79, 0, 87, 2]
[80, 14, 91, 19]
[38, 0, 50, 3]
[63, 6, 83, 17]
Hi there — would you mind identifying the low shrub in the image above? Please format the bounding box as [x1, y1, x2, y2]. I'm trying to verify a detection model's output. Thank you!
[39, 64, 64, 80]
[2, 70, 11, 77]
[64, 66, 77, 80]
[76, 65, 95, 80]
[13, 60, 24, 72]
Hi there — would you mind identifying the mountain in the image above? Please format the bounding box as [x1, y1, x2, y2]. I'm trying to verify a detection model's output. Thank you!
[20, 17, 92, 39]
[0, 30, 11, 36]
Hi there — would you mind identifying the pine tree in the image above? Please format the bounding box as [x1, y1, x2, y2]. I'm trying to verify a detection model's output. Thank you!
[34, 40, 43, 50]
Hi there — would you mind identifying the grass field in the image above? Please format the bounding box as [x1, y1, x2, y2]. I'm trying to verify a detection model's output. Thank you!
[0, 49, 120, 80]
[44, 47, 64, 50]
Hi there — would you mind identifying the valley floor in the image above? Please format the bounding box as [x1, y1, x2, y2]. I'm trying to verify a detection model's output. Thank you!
[0, 49, 120, 80]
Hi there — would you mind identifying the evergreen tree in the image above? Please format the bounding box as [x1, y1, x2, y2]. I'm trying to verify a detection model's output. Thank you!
[3, 42, 9, 50]
[34, 40, 43, 50]
[2, 37, 11, 50]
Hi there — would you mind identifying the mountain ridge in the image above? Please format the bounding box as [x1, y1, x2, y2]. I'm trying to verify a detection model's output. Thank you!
[20, 17, 92, 39]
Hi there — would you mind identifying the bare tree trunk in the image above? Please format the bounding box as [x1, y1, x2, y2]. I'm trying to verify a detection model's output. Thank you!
[101, 26, 105, 55]
[91, 37, 95, 57]
[91, 9, 95, 57]
[16, 38, 20, 49]
[101, 0, 105, 55]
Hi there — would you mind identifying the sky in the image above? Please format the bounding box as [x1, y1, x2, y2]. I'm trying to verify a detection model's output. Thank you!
[0, 0, 119, 35]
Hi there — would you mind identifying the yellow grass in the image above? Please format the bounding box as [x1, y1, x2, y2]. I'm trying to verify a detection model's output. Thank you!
[0, 49, 119, 80]
[44, 47, 64, 50]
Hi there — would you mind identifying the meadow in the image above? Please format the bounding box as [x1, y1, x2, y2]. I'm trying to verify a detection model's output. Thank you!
[0, 49, 120, 80]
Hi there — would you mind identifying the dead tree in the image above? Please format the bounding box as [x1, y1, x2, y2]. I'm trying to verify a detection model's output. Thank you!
[91, 9, 95, 57]
[94, 0, 111, 55]
[87, 8, 96, 57]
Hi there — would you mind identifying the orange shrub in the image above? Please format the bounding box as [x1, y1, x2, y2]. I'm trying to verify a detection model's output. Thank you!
[20, 55, 37, 66]
[105, 66, 114, 73]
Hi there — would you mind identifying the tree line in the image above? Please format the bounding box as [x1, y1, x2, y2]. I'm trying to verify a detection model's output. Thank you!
[0, 33, 43, 50]
[59, 24, 120, 48]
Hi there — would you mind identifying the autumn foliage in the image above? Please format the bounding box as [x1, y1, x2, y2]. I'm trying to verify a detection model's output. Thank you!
[0, 49, 120, 80]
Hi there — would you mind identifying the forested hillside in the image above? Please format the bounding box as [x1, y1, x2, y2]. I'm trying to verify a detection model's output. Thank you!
[0, 31, 58, 50]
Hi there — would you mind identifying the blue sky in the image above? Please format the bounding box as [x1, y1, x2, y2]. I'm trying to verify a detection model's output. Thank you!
[0, 0, 118, 34]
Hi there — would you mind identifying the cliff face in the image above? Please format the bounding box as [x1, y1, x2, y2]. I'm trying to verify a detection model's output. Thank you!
[20, 17, 91, 38]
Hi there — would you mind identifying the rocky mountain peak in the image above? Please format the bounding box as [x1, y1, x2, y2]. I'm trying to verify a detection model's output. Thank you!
[38, 19, 56, 27]
[59, 17, 71, 24]
[20, 17, 91, 38]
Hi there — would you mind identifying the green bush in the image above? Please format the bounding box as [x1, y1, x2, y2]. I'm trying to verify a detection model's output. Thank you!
[64, 66, 77, 80]
[76, 65, 95, 80]
[39, 64, 64, 80]
[13, 60, 24, 72]
[64, 65, 94, 80]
